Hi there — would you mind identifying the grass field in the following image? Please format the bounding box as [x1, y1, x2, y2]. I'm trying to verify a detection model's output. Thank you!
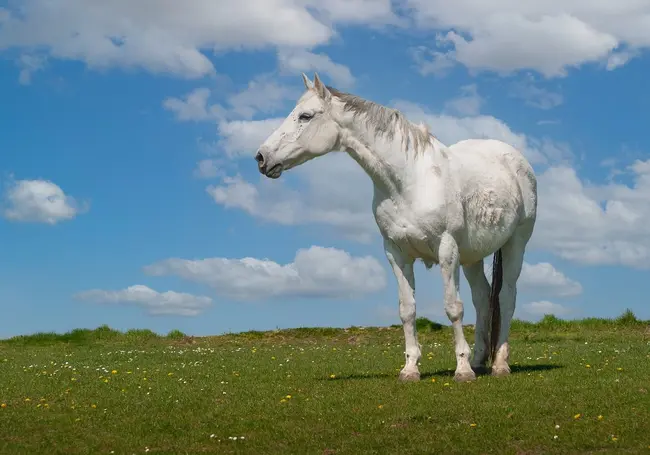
[1, 312, 649, 454]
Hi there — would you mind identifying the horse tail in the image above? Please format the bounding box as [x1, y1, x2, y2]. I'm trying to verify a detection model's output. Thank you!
[489, 249, 503, 363]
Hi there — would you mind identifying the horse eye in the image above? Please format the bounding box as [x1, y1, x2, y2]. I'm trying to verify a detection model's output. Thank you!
[298, 113, 313, 121]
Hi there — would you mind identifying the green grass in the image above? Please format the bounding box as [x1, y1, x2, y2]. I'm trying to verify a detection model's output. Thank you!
[1, 312, 649, 454]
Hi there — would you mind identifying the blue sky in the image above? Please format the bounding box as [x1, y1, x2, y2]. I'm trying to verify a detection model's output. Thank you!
[1, 1, 650, 338]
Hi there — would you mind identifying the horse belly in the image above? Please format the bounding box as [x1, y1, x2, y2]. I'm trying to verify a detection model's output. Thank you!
[458, 190, 520, 264]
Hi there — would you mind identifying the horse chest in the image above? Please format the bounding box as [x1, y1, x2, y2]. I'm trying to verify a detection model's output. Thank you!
[373, 198, 444, 262]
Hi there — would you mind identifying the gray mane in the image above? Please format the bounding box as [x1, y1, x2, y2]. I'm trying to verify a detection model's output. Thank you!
[327, 86, 433, 154]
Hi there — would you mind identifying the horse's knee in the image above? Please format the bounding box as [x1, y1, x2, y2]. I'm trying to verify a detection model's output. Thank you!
[445, 299, 464, 322]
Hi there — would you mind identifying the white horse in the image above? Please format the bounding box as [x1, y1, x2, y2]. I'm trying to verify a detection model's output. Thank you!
[255, 73, 537, 382]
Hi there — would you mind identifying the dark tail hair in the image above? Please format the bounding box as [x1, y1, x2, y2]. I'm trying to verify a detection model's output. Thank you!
[489, 249, 503, 363]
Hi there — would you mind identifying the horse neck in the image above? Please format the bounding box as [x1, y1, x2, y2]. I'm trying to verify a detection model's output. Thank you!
[339, 119, 442, 199]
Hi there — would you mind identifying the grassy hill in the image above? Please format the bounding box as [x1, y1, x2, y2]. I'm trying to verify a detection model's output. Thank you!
[1, 311, 648, 454]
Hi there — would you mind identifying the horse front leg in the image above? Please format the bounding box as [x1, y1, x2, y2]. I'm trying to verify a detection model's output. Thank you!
[384, 239, 421, 382]
[462, 260, 491, 374]
[439, 233, 476, 382]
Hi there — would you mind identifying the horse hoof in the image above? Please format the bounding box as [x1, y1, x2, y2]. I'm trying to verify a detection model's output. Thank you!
[454, 371, 477, 383]
[491, 367, 511, 377]
[398, 370, 421, 382]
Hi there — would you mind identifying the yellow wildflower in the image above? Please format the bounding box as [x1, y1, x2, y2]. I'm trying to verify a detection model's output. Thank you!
[574, 413, 581, 420]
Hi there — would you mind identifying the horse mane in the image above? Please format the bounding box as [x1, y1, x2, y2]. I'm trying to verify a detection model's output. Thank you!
[326, 86, 434, 154]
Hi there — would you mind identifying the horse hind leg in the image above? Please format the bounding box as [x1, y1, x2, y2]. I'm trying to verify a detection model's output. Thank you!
[489, 222, 532, 377]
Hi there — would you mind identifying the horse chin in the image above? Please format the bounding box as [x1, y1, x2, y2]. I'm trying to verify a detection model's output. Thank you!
[266, 163, 284, 179]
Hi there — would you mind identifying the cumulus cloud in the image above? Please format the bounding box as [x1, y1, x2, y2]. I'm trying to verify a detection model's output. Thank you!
[75, 285, 213, 316]
[193, 159, 222, 179]
[162, 88, 225, 122]
[443, 84, 483, 116]
[518, 262, 583, 297]
[0, 0, 398, 79]
[3, 1, 644, 82]
[484, 261, 582, 298]
[143, 246, 387, 300]
[2, 178, 85, 224]
[277, 49, 355, 88]
[407, 0, 650, 77]
[207, 153, 376, 242]
[16, 53, 46, 85]
[509, 76, 564, 110]
[392, 100, 564, 165]
[216, 118, 285, 159]
[532, 161, 650, 268]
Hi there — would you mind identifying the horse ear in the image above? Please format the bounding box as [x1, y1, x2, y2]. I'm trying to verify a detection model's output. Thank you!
[301, 72, 313, 90]
[313, 72, 331, 102]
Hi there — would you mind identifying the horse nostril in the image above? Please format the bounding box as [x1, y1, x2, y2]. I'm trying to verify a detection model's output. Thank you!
[255, 151, 264, 165]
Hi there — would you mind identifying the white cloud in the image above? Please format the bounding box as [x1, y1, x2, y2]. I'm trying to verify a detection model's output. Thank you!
[143, 246, 387, 300]
[521, 300, 572, 318]
[0, 0, 325, 78]
[2, 1, 647, 81]
[407, 1, 650, 77]
[485, 261, 582, 298]
[444, 84, 483, 116]
[606, 50, 638, 70]
[16, 53, 46, 85]
[509, 76, 564, 110]
[0, 0, 401, 80]
[393, 100, 553, 165]
[519, 263, 582, 297]
[2, 178, 85, 224]
[532, 161, 650, 268]
[410, 45, 457, 77]
[226, 76, 299, 119]
[162, 88, 225, 122]
[277, 49, 355, 88]
[193, 159, 222, 179]
[164, 76, 297, 160]
[74, 285, 212, 316]
[206, 152, 376, 242]
[216, 118, 285, 159]
[307, 0, 401, 25]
